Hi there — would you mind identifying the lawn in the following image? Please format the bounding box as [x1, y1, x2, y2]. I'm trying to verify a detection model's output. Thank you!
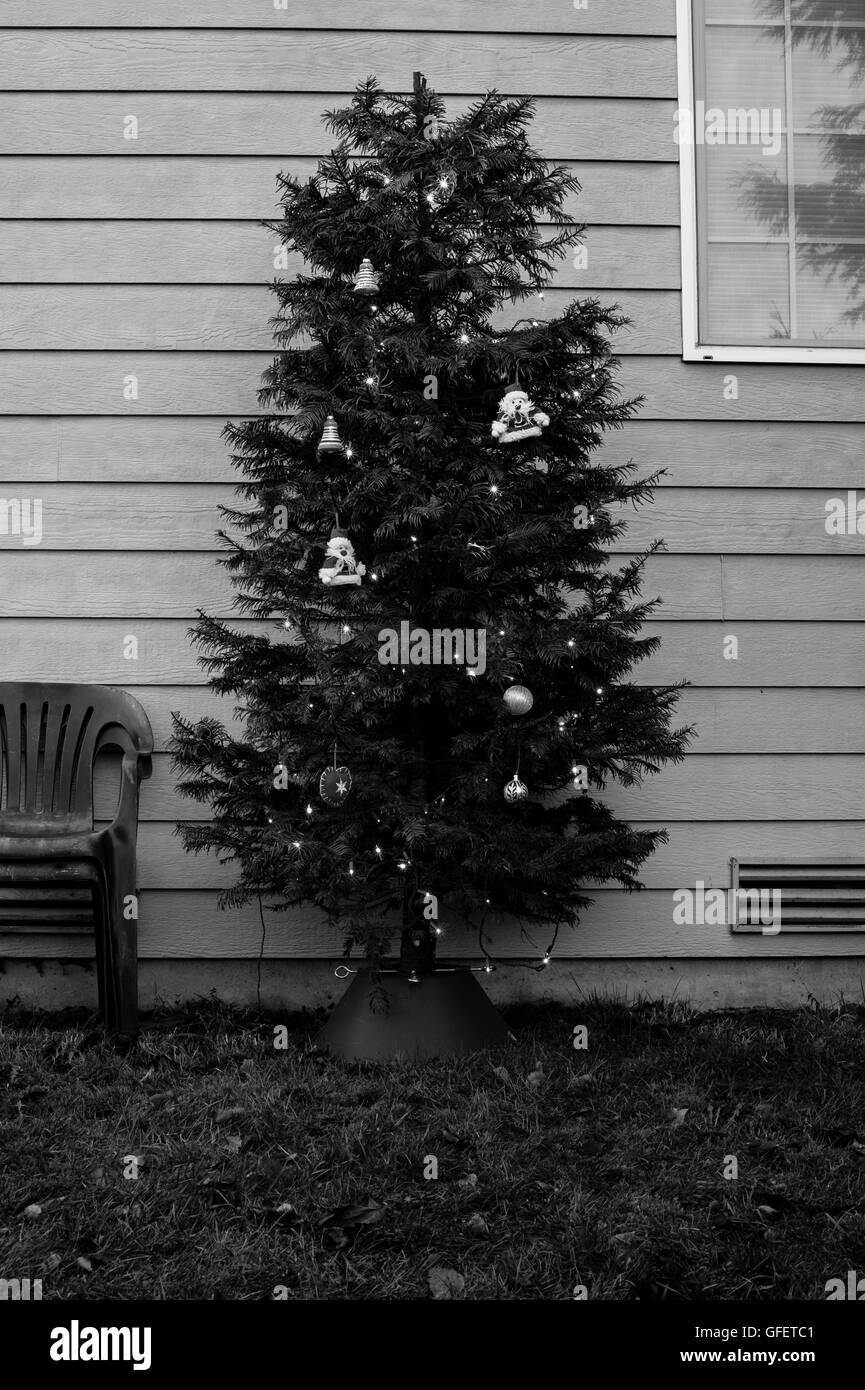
[2, 996, 865, 1300]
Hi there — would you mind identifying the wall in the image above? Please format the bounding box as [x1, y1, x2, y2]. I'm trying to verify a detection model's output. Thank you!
[1, 1, 863, 1008]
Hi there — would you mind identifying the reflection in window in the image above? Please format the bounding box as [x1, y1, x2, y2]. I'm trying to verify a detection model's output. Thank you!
[693, 0, 865, 348]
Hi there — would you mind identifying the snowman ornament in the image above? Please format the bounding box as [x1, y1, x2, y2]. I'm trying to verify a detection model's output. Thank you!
[491, 388, 550, 445]
[318, 526, 366, 586]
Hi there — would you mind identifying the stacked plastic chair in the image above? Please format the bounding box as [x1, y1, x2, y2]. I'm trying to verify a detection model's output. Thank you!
[0, 684, 153, 1036]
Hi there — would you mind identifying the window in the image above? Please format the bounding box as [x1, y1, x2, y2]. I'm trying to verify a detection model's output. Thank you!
[677, 0, 865, 362]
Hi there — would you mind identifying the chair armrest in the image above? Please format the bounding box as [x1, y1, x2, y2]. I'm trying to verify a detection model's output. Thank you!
[107, 750, 151, 837]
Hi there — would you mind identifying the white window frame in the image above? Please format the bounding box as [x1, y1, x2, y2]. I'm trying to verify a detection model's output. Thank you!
[676, 0, 865, 364]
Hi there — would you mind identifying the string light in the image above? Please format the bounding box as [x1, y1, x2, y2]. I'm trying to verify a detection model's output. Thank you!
[345, 446, 354, 458]
[375, 845, 383, 856]
[292, 839, 301, 849]
[283, 618, 293, 630]
[541, 953, 551, 967]
[459, 331, 470, 344]
[383, 175, 392, 186]
[489, 484, 499, 495]
[305, 803, 313, 816]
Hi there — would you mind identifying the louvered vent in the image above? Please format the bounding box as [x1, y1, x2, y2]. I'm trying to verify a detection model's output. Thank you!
[731, 860, 865, 933]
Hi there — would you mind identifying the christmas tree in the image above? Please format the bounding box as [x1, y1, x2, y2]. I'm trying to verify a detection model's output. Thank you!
[170, 73, 691, 986]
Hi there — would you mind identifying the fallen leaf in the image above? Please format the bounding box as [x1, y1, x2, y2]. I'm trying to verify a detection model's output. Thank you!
[466, 1213, 489, 1237]
[457, 1173, 479, 1191]
[320, 1199, 385, 1228]
[147, 1090, 175, 1107]
[22, 1204, 42, 1219]
[259, 1201, 301, 1226]
[669, 1107, 689, 1127]
[526, 1061, 545, 1090]
[428, 1266, 465, 1300]
[216, 1106, 245, 1124]
[490, 1064, 511, 1083]
[76, 1256, 93, 1272]
[224, 1134, 243, 1155]
[44, 1252, 62, 1272]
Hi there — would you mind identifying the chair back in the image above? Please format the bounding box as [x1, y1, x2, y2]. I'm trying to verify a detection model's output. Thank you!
[0, 683, 153, 832]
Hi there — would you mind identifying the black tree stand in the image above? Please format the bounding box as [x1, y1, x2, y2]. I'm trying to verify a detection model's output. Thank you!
[318, 904, 513, 1061]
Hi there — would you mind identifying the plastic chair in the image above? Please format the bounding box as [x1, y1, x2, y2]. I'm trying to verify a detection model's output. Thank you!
[0, 683, 153, 1035]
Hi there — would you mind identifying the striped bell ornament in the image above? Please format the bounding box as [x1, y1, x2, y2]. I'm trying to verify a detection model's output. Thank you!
[352, 258, 380, 295]
[316, 415, 344, 454]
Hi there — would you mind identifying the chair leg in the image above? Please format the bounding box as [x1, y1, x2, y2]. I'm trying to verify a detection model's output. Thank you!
[92, 877, 109, 1025]
[105, 852, 139, 1038]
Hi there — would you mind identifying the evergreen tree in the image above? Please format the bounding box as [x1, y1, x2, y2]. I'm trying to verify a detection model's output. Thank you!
[171, 73, 691, 977]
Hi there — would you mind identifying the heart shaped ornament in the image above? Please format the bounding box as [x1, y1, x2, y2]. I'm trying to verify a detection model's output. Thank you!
[319, 765, 353, 806]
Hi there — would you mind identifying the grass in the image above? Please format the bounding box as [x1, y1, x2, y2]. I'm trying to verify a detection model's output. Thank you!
[2, 994, 865, 1300]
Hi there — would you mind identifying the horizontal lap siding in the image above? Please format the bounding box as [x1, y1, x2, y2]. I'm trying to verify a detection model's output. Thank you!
[0, 4, 860, 967]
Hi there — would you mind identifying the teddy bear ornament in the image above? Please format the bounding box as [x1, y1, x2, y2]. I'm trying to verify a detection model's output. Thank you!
[491, 386, 550, 445]
[318, 526, 366, 586]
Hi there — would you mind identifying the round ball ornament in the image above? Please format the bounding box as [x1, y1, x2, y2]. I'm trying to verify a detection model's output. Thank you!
[504, 773, 528, 804]
[503, 684, 533, 717]
[319, 765, 353, 806]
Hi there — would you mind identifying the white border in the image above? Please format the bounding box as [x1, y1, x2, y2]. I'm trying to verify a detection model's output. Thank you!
[675, 0, 865, 365]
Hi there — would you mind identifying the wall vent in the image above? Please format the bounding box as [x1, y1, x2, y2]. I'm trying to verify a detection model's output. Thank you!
[731, 860, 865, 933]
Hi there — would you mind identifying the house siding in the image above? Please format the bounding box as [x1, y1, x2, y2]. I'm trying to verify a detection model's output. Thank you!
[2, 0, 863, 987]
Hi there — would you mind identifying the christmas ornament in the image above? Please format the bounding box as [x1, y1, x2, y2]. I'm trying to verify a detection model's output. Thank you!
[491, 388, 550, 445]
[503, 684, 533, 716]
[318, 526, 366, 586]
[504, 773, 528, 804]
[352, 258, 380, 295]
[319, 764, 352, 806]
[317, 416, 344, 454]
